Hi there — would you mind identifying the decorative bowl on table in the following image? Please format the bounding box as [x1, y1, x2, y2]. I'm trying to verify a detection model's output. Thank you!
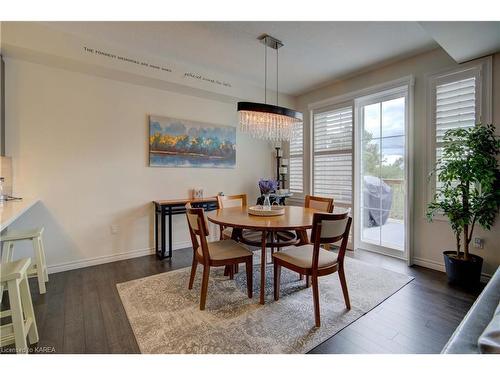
[247, 205, 285, 216]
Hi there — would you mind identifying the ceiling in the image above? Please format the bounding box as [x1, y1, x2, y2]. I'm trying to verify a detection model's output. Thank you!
[418, 22, 500, 63]
[41, 21, 442, 96]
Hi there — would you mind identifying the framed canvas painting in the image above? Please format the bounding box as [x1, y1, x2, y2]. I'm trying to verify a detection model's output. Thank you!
[149, 115, 236, 168]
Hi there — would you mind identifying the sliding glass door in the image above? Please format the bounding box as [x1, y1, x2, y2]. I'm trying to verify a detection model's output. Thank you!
[355, 86, 409, 259]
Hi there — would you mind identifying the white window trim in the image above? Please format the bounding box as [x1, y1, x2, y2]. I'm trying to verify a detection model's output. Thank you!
[307, 76, 415, 198]
[308, 75, 415, 111]
[354, 83, 413, 263]
[286, 75, 415, 206]
[305, 76, 414, 262]
[425, 56, 492, 220]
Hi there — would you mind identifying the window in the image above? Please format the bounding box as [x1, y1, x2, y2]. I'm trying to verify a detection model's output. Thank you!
[429, 58, 491, 198]
[288, 122, 303, 193]
[312, 106, 353, 204]
[435, 76, 477, 194]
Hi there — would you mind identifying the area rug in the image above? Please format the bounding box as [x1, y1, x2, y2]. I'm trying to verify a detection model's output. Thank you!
[117, 253, 413, 354]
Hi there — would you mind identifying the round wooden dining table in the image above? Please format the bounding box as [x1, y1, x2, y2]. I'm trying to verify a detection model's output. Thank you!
[207, 205, 318, 304]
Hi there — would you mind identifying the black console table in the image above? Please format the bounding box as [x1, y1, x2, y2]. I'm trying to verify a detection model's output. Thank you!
[153, 197, 218, 259]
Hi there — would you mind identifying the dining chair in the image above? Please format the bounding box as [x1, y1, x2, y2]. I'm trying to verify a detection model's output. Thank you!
[185, 203, 253, 310]
[272, 211, 352, 327]
[216, 194, 248, 240]
[277, 195, 334, 282]
[218, 194, 281, 261]
[217, 193, 262, 249]
[217, 194, 262, 274]
[277, 195, 334, 245]
[305, 195, 334, 212]
[304, 195, 334, 241]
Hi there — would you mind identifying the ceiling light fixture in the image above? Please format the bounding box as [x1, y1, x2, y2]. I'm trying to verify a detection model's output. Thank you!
[238, 34, 303, 142]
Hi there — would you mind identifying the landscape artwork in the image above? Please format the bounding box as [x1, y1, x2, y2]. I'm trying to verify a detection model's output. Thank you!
[149, 115, 236, 168]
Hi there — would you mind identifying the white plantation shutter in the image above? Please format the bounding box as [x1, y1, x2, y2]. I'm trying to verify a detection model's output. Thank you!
[289, 123, 303, 193]
[433, 73, 479, 195]
[313, 106, 353, 204]
[435, 77, 476, 144]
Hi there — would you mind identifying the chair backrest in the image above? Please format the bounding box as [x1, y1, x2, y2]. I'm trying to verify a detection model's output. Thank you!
[305, 195, 334, 213]
[310, 211, 352, 269]
[217, 194, 247, 208]
[185, 203, 210, 262]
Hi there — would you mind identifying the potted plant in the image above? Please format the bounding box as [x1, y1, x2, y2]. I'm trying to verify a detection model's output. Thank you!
[427, 123, 500, 288]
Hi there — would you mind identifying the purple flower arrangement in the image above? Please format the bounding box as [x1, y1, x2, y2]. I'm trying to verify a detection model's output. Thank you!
[259, 179, 278, 195]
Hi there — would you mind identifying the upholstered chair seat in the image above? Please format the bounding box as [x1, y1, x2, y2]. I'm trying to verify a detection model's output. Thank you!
[196, 239, 252, 261]
[272, 245, 338, 269]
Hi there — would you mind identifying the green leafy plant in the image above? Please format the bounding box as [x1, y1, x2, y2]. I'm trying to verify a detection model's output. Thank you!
[427, 123, 500, 260]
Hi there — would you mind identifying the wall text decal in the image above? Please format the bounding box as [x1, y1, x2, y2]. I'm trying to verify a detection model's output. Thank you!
[183, 72, 232, 88]
[82, 46, 233, 90]
[83, 46, 173, 73]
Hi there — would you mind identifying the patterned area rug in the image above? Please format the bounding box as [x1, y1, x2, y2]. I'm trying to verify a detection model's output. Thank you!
[117, 253, 413, 354]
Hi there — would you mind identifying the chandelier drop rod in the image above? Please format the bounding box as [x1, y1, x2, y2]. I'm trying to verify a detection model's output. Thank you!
[276, 45, 279, 107]
[265, 38, 267, 104]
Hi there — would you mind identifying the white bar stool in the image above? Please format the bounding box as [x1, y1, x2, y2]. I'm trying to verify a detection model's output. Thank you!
[1, 227, 48, 294]
[1, 258, 39, 353]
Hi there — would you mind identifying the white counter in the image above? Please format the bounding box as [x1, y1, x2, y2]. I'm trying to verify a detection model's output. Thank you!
[0, 199, 39, 232]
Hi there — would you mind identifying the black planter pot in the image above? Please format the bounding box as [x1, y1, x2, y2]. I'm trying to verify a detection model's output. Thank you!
[443, 251, 483, 288]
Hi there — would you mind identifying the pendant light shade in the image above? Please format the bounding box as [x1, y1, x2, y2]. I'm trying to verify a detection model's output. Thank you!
[238, 35, 302, 142]
[238, 102, 303, 142]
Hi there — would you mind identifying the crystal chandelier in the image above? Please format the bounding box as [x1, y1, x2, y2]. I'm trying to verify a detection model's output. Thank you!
[238, 34, 303, 142]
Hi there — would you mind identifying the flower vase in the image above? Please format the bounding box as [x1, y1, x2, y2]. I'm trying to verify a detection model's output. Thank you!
[263, 194, 271, 211]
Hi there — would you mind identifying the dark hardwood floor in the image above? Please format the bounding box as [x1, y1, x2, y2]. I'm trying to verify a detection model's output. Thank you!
[1, 248, 481, 354]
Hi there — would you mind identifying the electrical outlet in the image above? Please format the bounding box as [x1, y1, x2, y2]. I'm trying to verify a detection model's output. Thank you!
[111, 224, 119, 234]
[473, 237, 484, 249]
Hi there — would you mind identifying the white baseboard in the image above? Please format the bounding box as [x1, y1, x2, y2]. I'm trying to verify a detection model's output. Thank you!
[412, 256, 492, 283]
[47, 240, 192, 274]
[412, 257, 445, 272]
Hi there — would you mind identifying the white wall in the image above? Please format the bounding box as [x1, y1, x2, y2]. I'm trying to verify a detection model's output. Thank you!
[296, 48, 500, 277]
[5, 58, 279, 272]
[4, 24, 499, 278]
